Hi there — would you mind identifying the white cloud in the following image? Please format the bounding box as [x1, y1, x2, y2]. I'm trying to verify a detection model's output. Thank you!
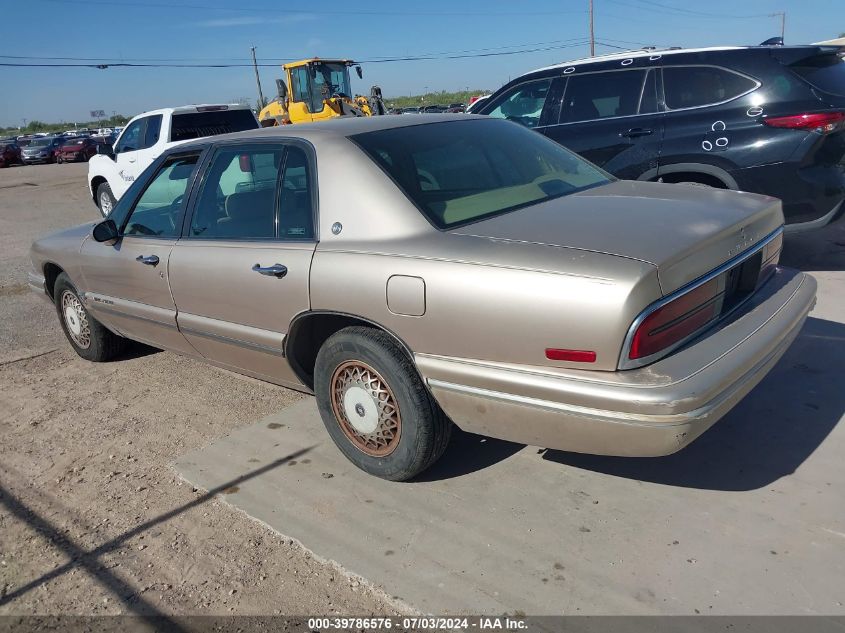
[195, 14, 316, 28]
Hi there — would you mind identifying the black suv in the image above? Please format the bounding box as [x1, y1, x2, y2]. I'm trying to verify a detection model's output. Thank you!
[475, 45, 845, 228]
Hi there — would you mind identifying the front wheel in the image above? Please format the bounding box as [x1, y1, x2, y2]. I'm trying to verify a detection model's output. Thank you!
[314, 327, 452, 481]
[57, 156, 64, 164]
[54, 273, 127, 362]
[96, 182, 116, 216]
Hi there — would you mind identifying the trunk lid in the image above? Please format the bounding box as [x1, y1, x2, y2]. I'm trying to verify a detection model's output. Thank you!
[450, 180, 783, 295]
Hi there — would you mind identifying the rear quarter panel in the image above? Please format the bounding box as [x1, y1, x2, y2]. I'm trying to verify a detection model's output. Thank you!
[309, 234, 661, 371]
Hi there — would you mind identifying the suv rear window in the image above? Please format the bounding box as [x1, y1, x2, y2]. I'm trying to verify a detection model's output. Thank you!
[663, 66, 758, 109]
[170, 109, 258, 142]
[790, 53, 845, 97]
[351, 119, 610, 229]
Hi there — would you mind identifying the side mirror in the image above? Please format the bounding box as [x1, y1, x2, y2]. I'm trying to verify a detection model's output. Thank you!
[96, 143, 115, 158]
[276, 78, 288, 100]
[92, 219, 119, 242]
[355, 65, 363, 79]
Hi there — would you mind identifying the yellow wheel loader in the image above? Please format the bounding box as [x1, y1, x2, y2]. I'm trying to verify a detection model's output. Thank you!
[258, 58, 386, 126]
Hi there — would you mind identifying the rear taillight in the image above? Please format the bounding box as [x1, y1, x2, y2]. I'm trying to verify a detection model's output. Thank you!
[763, 111, 845, 133]
[628, 278, 721, 361]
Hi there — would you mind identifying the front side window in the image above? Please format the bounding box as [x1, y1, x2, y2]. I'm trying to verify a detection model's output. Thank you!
[123, 154, 199, 237]
[115, 118, 145, 153]
[560, 70, 646, 123]
[352, 119, 610, 229]
[191, 145, 283, 239]
[482, 79, 552, 129]
[663, 66, 758, 109]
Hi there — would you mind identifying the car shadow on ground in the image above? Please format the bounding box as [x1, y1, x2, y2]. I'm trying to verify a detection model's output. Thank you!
[413, 428, 525, 481]
[541, 316, 844, 491]
[781, 216, 845, 272]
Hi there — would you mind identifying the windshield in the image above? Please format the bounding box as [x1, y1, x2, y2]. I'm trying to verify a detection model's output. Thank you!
[290, 62, 353, 113]
[351, 119, 611, 229]
[66, 138, 85, 146]
[30, 138, 53, 147]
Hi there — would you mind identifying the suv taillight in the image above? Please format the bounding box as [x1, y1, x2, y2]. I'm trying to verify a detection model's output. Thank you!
[628, 279, 721, 361]
[763, 111, 845, 133]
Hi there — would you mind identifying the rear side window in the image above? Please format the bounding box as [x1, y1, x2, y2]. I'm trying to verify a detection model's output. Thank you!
[170, 109, 259, 143]
[790, 54, 845, 97]
[143, 114, 162, 149]
[663, 66, 757, 109]
[561, 70, 646, 123]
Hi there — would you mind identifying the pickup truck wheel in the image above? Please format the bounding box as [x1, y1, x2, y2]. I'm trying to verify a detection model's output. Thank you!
[314, 326, 452, 481]
[97, 183, 116, 216]
[54, 273, 127, 362]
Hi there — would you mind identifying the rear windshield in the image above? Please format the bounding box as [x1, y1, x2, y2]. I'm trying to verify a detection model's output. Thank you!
[169, 109, 258, 143]
[791, 53, 845, 97]
[351, 119, 611, 229]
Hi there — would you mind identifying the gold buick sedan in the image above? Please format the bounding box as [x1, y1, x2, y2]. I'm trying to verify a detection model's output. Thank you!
[29, 116, 816, 480]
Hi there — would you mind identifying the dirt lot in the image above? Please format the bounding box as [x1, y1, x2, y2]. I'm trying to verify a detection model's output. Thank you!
[0, 162, 405, 616]
[1, 161, 844, 617]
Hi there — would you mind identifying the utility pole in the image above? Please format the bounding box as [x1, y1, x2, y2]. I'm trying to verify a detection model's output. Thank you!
[588, 0, 595, 56]
[770, 11, 785, 41]
[250, 46, 266, 110]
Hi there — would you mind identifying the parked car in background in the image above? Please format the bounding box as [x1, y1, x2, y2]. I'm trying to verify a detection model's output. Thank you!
[0, 140, 23, 167]
[56, 137, 99, 163]
[88, 103, 260, 215]
[464, 94, 491, 113]
[21, 136, 67, 164]
[30, 116, 815, 480]
[445, 103, 466, 113]
[475, 43, 845, 230]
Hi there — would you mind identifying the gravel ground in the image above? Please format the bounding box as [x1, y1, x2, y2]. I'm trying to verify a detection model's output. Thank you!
[0, 162, 407, 616]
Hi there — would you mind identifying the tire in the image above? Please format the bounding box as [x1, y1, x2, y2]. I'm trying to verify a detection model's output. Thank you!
[57, 156, 63, 164]
[97, 182, 116, 216]
[54, 273, 127, 362]
[314, 326, 452, 481]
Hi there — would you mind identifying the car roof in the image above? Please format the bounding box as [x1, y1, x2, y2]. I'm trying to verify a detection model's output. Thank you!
[174, 114, 485, 151]
[529, 44, 839, 74]
[128, 104, 253, 119]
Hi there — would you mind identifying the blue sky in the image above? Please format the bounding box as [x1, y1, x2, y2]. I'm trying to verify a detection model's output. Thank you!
[2, 0, 843, 127]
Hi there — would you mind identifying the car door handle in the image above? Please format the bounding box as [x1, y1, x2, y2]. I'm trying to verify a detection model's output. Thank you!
[135, 255, 160, 266]
[620, 127, 653, 138]
[252, 263, 288, 278]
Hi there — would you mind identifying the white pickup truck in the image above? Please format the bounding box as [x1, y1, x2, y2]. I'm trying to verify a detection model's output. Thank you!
[88, 104, 259, 215]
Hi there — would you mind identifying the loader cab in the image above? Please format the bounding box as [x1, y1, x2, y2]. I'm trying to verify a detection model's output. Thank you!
[287, 59, 356, 121]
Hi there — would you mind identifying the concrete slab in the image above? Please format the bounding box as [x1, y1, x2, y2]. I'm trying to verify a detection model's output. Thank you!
[174, 303, 845, 615]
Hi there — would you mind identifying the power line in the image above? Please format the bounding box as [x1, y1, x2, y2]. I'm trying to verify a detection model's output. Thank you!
[38, 0, 586, 16]
[0, 38, 593, 64]
[606, 0, 772, 20]
[0, 41, 593, 69]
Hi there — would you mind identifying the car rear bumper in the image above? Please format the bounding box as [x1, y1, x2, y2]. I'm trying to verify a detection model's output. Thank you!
[416, 267, 816, 456]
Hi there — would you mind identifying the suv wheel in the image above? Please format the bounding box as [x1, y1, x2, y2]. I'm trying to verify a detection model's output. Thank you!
[97, 183, 116, 216]
[314, 326, 452, 481]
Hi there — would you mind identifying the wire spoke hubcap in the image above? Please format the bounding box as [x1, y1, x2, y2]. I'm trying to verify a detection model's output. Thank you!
[330, 360, 401, 457]
[61, 291, 91, 349]
[100, 192, 112, 214]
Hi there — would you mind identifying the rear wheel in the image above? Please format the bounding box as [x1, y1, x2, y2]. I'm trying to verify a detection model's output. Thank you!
[57, 155, 64, 164]
[314, 326, 452, 481]
[97, 182, 116, 216]
[54, 273, 127, 362]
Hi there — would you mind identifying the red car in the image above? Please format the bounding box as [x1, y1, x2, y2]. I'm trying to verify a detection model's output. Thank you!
[56, 137, 98, 163]
[0, 141, 23, 168]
